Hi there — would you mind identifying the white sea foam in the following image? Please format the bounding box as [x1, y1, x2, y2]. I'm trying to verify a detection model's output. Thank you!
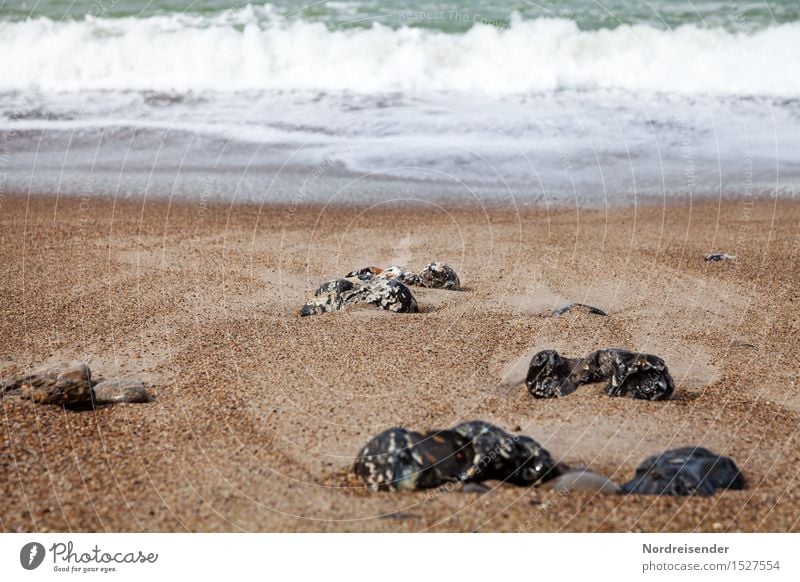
[1, 12, 799, 96]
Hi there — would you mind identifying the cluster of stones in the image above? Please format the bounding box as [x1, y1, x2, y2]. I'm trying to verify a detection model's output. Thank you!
[300, 261, 460, 317]
[1, 361, 151, 408]
[526, 349, 675, 400]
[353, 422, 744, 497]
[354, 421, 561, 492]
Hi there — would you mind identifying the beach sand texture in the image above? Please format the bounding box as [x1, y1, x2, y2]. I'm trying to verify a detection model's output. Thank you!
[1, 195, 798, 532]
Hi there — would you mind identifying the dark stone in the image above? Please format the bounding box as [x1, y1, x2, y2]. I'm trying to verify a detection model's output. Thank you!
[354, 421, 560, 492]
[415, 262, 461, 290]
[525, 349, 674, 400]
[705, 253, 736, 262]
[301, 278, 418, 316]
[353, 427, 470, 492]
[621, 447, 745, 496]
[359, 279, 419, 313]
[452, 421, 561, 486]
[550, 303, 607, 317]
[314, 278, 354, 296]
[596, 349, 675, 400]
[525, 350, 590, 398]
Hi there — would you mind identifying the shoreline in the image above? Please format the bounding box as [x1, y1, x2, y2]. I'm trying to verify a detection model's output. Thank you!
[1, 194, 799, 532]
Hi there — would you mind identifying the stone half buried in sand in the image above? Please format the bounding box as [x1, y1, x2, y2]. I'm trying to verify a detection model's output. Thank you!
[300, 278, 418, 316]
[1, 362, 152, 408]
[549, 303, 608, 317]
[415, 262, 461, 290]
[92, 378, 151, 404]
[595, 349, 675, 400]
[621, 447, 745, 496]
[705, 252, 737, 262]
[353, 421, 561, 492]
[525, 350, 590, 398]
[1, 361, 93, 405]
[451, 420, 560, 486]
[525, 349, 674, 400]
[344, 261, 461, 290]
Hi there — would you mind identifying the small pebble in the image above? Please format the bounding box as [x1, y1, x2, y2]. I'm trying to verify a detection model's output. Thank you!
[92, 378, 151, 404]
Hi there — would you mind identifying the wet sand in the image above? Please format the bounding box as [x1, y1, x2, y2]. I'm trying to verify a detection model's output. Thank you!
[1, 194, 799, 532]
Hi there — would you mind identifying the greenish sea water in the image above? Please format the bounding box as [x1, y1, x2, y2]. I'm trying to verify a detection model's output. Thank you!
[2, 0, 799, 31]
[1, 1, 799, 203]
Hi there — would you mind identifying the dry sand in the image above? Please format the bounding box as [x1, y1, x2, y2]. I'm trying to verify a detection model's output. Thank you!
[1, 194, 799, 532]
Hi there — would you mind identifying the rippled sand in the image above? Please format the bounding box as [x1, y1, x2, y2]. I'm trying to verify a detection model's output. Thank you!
[1, 195, 798, 532]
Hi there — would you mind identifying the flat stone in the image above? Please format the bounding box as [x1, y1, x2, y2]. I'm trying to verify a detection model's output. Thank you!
[5, 361, 93, 406]
[92, 378, 150, 404]
[543, 468, 620, 494]
[621, 447, 745, 496]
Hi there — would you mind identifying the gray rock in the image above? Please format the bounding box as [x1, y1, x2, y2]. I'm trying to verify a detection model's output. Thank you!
[92, 378, 150, 404]
[543, 469, 620, 494]
[705, 253, 736, 262]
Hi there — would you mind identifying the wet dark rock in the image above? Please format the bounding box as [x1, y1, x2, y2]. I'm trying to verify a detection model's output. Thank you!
[1, 361, 93, 405]
[302, 260, 459, 316]
[415, 262, 461, 290]
[525, 350, 589, 398]
[359, 279, 417, 313]
[346, 262, 461, 289]
[598, 349, 675, 400]
[300, 278, 418, 316]
[621, 447, 745, 496]
[525, 349, 674, 400]
[92, 378, 150, 404]
[452, 421, 560, 486]
[353, 427, 470, 492]
[705, 253, 736, 262]
[354, 421, 560, 492]
[550, 303, 607, 317]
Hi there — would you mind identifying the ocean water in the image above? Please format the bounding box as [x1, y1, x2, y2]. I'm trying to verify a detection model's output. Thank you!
[1, 1, 799, 205]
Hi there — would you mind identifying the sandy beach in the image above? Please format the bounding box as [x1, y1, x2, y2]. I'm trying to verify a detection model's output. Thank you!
[1, 194, 799, 532]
